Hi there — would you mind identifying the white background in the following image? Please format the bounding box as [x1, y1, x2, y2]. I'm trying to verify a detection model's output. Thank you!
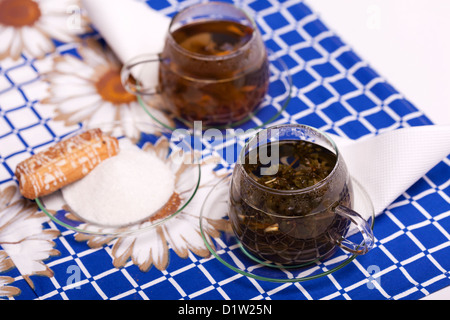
[306, 0, 450, 126]
[306, 0, 450, 299]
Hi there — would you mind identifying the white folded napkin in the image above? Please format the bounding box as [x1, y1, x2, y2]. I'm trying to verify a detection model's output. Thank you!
[331, 125, 450, 216]
[82, 0, 450, 218]
[81, 0, 170, 86]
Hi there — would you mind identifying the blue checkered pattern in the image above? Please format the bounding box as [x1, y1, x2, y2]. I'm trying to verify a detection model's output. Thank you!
[1, 0, 449, 300]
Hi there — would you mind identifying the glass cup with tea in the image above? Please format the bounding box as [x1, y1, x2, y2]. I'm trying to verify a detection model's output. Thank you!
[120, 2, 269, 126]
[229, 124, 374, 266]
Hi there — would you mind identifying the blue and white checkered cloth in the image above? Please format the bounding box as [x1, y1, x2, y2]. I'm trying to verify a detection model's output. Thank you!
[1, 0, 449, 300]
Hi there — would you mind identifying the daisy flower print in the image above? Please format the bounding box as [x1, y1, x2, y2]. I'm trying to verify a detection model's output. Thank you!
[41, 39, 174, 140]
[0, 0, 89, 60]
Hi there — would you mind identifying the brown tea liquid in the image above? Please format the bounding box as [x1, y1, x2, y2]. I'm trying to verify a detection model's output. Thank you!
[172, 20, 253, 56]
[229, 140, 352, 265]
[244, 140, 337, 191]
[160, 20, 269, 125]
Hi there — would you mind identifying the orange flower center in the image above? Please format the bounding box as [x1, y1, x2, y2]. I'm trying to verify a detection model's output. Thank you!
[95, 69, 137, 104]
[0, 0, 41, 27]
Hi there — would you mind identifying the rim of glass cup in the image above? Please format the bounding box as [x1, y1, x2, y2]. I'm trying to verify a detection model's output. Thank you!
[237, 123, 345, 217]
[166, 1, 258, 62]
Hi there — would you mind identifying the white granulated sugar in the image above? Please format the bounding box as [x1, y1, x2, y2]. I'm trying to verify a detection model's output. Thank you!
[61, 145, 175, 226]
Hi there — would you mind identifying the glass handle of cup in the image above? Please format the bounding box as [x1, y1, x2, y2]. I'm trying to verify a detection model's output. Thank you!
[333, 205, 374, 255]
[120, 54, 161, 96]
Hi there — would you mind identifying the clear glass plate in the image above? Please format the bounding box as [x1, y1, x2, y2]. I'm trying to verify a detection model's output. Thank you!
[36, 121, 201, 237]
[199, 175, 375, 282]
[137, 50, 292, 132]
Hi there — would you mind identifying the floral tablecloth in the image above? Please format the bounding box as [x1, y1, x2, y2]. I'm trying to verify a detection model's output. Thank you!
[1, 0, 449, 300]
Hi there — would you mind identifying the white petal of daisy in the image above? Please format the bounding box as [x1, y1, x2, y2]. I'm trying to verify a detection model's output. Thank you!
[0, 186, 60, 288]
[0, 26, 14, 58]
[0, 250, 14, 273]
[163, 214, 210, 258]
[198, 161, 223, 187]
[112, 236, 133, 258]
[55, 53, 91, 70]
[21, 25, 53, 58]
[118, 104, 142, 140]
[49, 84, 97, 102]
[167, 148, 196, 175]
[57, 93, 103, 114]
[45, 73, 92, 86]
[7, 216, 50, 242]
[185, 182, 228, 221]
[141, 140, 171, 163]
[179, 187, 208, 212]
[0, 185, 17, 211]
[84, 101, 116, 125]
[141, 105, 174, 129]
[9, 29, 23, 60]
[0, 276, 20, 297]
[153, 110, 173, 127]
[0, 207, 46, 244]
[2, 242, 53, 275]
[34, 15, 77, 43]
[37, 0, 79, 14]
[0, 202, 22, 228]
[131, 104, 175, 137]
[102, 47, 122, 67]
[0, 276, 13, 287]
[111, 237, 133, 267]
[61, 134, 227, 271]
[175, 164, 202, 193]
[79, 44, 114, 68]
[54, 55, 95, 78]
[47, 76, 95, 96]
[64, 100, 104, 124]
[131, 228, 168, 271]
[118, 103, 133, 121]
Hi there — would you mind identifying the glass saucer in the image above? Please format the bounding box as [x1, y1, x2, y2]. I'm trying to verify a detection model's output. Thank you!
[199, 175, 375, 282]
[36, 121, 201, 237]
[137, 50, 292, 132]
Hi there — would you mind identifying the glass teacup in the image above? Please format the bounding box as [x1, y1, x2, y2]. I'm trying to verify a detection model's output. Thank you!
[228, 124, 374, 266]
[121, 2, 269, 126]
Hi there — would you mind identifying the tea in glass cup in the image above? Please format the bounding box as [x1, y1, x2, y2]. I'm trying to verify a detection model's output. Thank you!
[229, 124, 374, 265]
[121, 2, 269, 126]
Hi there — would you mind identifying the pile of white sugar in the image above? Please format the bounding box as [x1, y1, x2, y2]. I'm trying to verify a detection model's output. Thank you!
[61, 145, 175, 226]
